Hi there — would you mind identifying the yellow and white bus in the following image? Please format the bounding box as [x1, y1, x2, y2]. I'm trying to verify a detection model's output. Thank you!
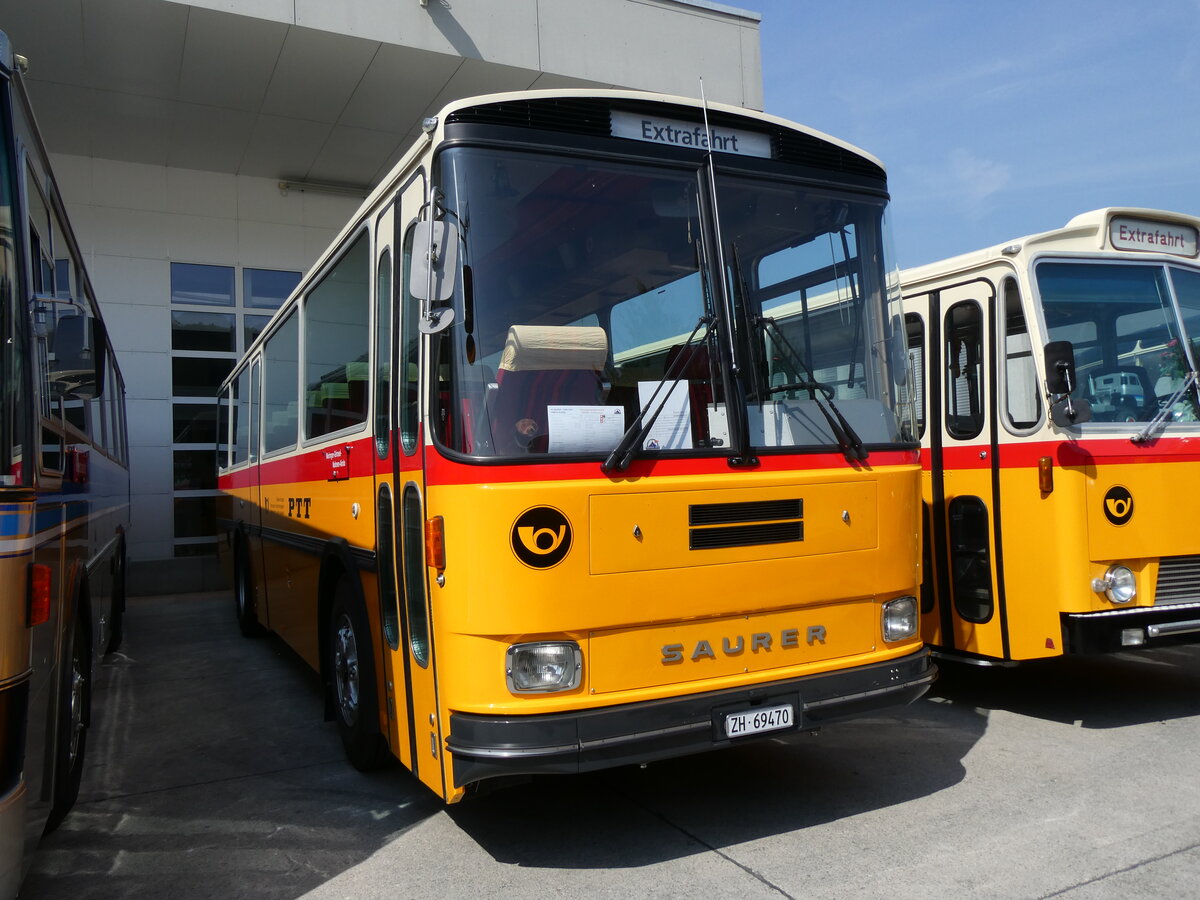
[217, 89, 932, 802]
[0, 36, 130, 895]
[902, 207, 1200, 662]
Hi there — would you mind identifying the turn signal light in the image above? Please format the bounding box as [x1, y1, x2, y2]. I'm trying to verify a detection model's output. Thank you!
[27, 564, 51, 627]
[1038, 456, 1053, 493]
[425, 516, 446, 571]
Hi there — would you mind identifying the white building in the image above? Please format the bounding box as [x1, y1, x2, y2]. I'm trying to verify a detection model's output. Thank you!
[0, 0, 763, 592]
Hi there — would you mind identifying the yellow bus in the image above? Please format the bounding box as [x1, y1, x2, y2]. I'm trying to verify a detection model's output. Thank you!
[0, 37, 131, 894]
[217, 89, 933, 802]
[902, 207, 1200, 662]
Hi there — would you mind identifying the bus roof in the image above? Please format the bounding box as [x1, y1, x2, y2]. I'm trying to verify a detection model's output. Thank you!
[226, 89, 889, 389]
[900, 207, 1200, 291]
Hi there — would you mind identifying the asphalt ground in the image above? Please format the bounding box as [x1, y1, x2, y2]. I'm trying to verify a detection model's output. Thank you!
[18, 592, 1200, 899]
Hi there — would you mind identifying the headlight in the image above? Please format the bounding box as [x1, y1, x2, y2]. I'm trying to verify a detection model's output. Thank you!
[881, 596, 918, 643]
[506, 641, 582, 693]
[1092, 565, 1136, 604]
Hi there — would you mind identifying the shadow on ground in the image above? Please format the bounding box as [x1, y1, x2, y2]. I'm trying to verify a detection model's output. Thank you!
[20, 594, 442, 900]
[931, 644, 1200, 728]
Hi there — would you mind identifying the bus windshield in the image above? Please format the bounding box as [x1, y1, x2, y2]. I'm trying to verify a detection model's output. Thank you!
[432, 145, 908, 459]
[1037, 261, 1200, 424]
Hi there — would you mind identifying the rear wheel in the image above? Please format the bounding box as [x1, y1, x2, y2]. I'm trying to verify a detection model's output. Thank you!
[234, 541, 265, 638]
[46, 611, 91, 833]
[329, 575, 388, 770]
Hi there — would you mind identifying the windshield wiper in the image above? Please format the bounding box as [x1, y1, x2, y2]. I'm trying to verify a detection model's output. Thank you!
[602, 315, 713, 473]
[1132, 370, 1198, 444]
[757, 315, 867, 461]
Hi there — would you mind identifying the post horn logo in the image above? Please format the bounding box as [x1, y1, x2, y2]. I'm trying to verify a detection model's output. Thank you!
[511, 506, 572, 568]
[1103, 485, 1134, 526]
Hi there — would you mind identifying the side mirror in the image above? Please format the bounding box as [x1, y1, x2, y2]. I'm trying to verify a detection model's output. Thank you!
[1043, 340, 1078, 394]
[409, 219, 459, 304]
[50, 316, 106, 399]
[1043, 340, 1091, 425]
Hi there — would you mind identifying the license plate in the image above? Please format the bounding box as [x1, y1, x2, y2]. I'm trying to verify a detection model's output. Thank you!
[724, 702, 794, 739]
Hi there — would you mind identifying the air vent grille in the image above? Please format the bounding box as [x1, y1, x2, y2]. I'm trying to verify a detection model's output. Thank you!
[690, 521, 803, 550]
[688, 497, 804, 550]
[1156, 554, 1200, 605]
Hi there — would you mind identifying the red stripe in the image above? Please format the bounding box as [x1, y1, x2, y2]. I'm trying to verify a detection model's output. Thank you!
[423, 447, 919, 486]
[920, 435, 1200, 471]
[217, 437, 920, 492]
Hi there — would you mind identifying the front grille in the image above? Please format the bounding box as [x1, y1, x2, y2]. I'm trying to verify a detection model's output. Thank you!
[689, 521, 803, 550]
[1155, 555, 1200, 605]
[688, 498, 803, 550]
[445, 98, 612, 137]
[690, 498, 802, 526]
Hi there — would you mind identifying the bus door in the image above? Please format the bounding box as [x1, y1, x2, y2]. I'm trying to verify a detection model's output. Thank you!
[926, 280, 1008, 660]
[384, 177, 443, 797]
[369, 201, 415, 773]
[247, 359, 265, 618]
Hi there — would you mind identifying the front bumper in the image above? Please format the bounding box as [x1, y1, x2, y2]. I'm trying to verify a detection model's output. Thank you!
[1062, 601, 1200, 654]
[446, 648, 934, 787]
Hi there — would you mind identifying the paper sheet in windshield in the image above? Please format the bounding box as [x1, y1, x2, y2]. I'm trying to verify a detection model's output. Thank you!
[547, 405, 625, 453]
[637, 381, 692, 450]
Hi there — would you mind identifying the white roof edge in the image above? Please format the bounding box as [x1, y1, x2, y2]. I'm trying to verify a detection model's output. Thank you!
[431, 88, 885, 174]
[665, 0, 762, 22]
[900, 207, 1200, 288]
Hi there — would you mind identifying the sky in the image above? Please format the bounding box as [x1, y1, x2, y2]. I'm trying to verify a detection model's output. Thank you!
[751, 0, 1200, 270]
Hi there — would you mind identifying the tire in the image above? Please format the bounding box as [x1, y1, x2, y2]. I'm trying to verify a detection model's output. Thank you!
[234, 541, 266, 638]
[45, 611, 91, 834]
[328, 575, 388, 771]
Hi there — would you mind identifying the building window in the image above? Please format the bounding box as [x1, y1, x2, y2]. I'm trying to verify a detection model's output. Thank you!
[172, 356, 235, 397]
[244, 314, 272, 350]
[167, 262, 302, 557]
[245, 268, 300, 309]
[173, 403, 220, 444]
[172, 310, 235, 352]
[171, 262, 235, 306]
[173, 448, 217, 490]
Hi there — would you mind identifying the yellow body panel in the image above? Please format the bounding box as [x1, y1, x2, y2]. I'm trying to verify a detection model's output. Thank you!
[589, 600, 876, 694]
[426, 463, 921, 723]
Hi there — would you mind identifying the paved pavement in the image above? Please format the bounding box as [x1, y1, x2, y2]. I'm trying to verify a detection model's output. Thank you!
[19, 592, 1200, 899]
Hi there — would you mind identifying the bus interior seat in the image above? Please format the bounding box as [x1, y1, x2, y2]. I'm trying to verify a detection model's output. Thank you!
[490, 324, 608, 453]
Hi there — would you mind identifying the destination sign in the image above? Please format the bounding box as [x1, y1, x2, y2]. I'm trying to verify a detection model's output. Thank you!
[611, 110, 771, 159]
[1110, 216, 1198, 257]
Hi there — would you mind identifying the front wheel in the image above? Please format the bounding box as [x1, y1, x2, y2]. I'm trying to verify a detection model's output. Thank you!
[328, 575, 388, 770]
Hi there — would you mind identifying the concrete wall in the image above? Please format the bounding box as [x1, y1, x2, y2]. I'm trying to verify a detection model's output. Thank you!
[12, 0, 763, 593]
[51, 153, 361, 593]
[169, 0, 764, 110]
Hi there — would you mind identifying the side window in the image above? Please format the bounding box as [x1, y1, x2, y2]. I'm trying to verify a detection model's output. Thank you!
[374, 248, 392, 459]
[249, 362, 261, 464]
[944, 301, 984, 439]
[305, 232, 370, 440]
[904, 312, 926, 439]
[948, 495, 994, 623]
[263, 312, 299, 454]
[400, 226, 420, 455]
[1001, 278, 1041, 431]
[232, 367, 250, 465]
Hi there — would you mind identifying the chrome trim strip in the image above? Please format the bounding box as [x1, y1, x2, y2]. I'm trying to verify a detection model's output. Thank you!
[803, 670, 937, 710]
[1147, 619, 1200, 637]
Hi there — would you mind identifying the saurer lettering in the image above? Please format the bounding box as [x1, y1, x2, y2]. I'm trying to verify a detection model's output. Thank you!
[661, 625, 826, 664]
